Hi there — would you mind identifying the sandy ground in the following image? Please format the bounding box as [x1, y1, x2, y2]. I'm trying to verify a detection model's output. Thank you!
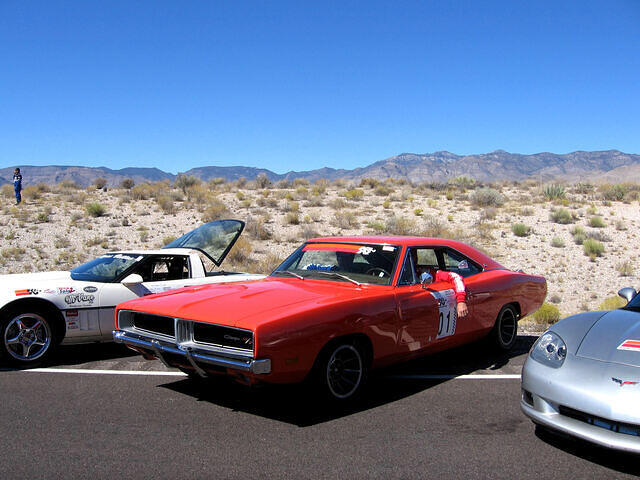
[0, 180, 637, 323]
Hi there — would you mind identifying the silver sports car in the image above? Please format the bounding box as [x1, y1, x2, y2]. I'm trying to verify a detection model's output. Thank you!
[521, 287, 640, 453]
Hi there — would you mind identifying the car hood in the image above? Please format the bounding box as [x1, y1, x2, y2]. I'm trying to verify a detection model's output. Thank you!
[119, 277, 379, 330]
[576, 309, 640, 368]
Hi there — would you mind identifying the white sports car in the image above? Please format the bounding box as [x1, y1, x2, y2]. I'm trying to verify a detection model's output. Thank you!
[0, 219, 264, 367]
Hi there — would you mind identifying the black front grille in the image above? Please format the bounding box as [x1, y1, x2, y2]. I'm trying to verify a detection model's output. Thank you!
[193, 323, 253, 350]
[132, 313, 175, 337]
[559, 405, 640, 437]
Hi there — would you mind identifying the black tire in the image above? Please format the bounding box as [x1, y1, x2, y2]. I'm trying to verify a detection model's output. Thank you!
[314, 340, 368, 402]
[0, 306, 57, 367]
[490, 305, 518, 351]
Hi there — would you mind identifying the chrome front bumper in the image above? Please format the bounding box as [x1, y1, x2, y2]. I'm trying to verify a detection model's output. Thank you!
[113, 330, 271, 375]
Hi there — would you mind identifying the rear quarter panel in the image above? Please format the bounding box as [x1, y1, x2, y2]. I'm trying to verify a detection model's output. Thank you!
[467, 269, 546, 330]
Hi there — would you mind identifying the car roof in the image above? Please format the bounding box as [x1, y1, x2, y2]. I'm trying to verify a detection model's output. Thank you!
[306, 236, 504, 269]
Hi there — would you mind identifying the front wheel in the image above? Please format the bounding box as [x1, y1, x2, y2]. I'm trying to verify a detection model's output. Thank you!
[315, 341, 368, 402]
[1, 309, 56, 367]
[490, 305, 518, 351]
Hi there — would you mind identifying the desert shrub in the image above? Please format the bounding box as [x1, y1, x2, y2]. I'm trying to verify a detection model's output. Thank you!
[285, 212, 300, 225]
[186, 184, 209, 204]
[131, 184, 153, 200]
[174, 174, 200, 194]
[384, 216, 417, 235]
[573, 183, 594, 194]
[36, 212, 49, 223]
[282, 200, 299, 213]
[600, 184, 626, 201]
[374, 185, 393, 196]
[583, 238, 604, 257]
[312, 180, 328, 196]
[23, 185, 42, 200]
[586, 230, 610, 243]
[86, 236, 108, 248]
[332, 211, 358, 229]
[573, 233, 586, 245]
[304, 196, 324, 207]
[481, 208, 497, 220]
[551, 237, 565, 248]
[470, 188, 504, 207]
[342, 188, 364, 200]
[359, 178, 380, 189]
[589, 216, 605, 228]
[597, 296, 626, 311]
[120, 178, 135, 189]
[245, 217, 272, 240]
[617, 260, 634, 277]
[292, 178, 309, 187]
[226, 237, 252, 265]
[93, 177, 107, 189]
[58, 179, 79, 190]
[549, 208, 573, 224]
[1, 184, 14, 198]
[414, 208, 423, 216]
[530, 303, 561, 324]
[1, 247, 26, 260]
[511, 223, 531, 237]
[250, 253, 283, 274]
[255, 173, 272, 189]
[366, 220, 385, 232]
[519, 207, 534, 216]
[542, 183, 565, 200]
[201, 199, 229, 222]
[86, 202, 106, 217]
[330, 198, 347, 210]
[423, 216, 449, 238]
[448, 176, 476, 189]
[156, 195, 175, 214]
[162, 235, 177, 245]
[382, 199, 391, 209]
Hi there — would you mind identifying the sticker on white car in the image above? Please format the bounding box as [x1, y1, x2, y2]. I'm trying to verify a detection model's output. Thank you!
[617, 339, 640, 351]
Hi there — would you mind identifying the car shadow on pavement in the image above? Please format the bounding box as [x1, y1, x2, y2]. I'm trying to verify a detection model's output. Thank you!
[0, 343, 139, 371]
[534, 426, 640, 476]
[160, 334, 537, 427]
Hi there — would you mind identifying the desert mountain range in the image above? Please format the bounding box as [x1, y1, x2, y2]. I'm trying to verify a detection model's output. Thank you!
[1, 149, 637, 187]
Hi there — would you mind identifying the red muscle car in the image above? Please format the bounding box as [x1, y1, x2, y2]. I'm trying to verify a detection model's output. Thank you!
[114, 237, 546, 401]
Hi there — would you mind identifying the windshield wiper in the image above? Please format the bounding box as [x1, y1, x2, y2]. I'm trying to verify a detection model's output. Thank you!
[314, 271, 361, 285]
[273, 270, 304, 280]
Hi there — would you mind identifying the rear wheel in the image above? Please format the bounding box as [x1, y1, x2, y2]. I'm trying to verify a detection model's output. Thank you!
[315, 340, 368, 402]
[1, 308, 56, 367]
[490, 305, 518, 351]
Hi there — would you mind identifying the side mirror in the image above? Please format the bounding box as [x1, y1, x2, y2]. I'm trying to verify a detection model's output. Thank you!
[121, 273, 144, 286]
[420, 272, 433, 289]
[618, 287, 637, 304]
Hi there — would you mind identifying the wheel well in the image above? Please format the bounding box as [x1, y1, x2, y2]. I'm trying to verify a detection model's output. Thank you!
[506, 302, 521, 319]
[319, 333, 374, 368]
[0, 299, 65, 341]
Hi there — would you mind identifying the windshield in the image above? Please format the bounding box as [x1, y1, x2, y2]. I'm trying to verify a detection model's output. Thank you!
[70, 253, 146, 282]
[163, 219, 244, 266]
[272, 242, 399, 286]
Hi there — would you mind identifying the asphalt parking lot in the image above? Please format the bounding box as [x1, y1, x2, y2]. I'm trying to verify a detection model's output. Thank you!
[1, 336, 639, 479]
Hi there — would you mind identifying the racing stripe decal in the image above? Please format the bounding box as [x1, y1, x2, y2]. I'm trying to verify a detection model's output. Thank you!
[618, 339, 640, 351]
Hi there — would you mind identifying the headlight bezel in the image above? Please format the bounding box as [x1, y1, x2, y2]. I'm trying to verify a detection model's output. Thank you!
[530, 331, 567, 368]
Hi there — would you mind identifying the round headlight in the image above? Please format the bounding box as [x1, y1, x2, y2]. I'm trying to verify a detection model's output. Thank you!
[530, 331, 567, 368]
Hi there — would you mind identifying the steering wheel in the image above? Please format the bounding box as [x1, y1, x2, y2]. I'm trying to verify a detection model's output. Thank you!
[365, 267, 390, 278]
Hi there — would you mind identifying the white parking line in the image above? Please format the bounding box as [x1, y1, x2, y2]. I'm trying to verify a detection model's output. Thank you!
[24, 368, 187, 376]
[13, 368, 521, 380]
[391, 374, 521, 380]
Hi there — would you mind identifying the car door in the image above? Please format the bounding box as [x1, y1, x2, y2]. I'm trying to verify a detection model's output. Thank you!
[97, 255, 191, 337]
[394, 247, 441, 352]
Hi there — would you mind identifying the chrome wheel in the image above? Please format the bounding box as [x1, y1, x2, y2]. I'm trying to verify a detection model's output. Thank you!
[3, 313, 52, 362]
[325, 344, 363, 400]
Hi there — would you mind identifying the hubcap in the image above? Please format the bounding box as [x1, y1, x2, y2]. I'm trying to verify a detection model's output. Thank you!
[4, 313, 51, 362]
[499, 309, 517, 346]
[326, 344, 363, 399]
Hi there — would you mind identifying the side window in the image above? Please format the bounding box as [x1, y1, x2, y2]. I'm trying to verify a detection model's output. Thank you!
[442, 249, 481, 278]
[398, 247, 438, 285]
[134, 256, 190, 282]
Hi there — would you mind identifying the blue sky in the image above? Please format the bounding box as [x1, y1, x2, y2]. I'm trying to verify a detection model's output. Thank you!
[1, 1, 639, 174]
